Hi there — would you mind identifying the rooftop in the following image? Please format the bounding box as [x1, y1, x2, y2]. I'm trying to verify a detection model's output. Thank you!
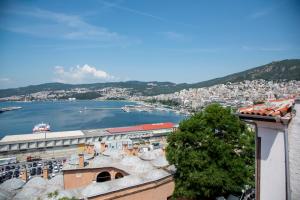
[237, 98, 295, 121]
[0, 148, 173, 200]
[63, 150, 172, 198]
[0, 130, 85, 143]
[0, 122, 176, 143]
[107, 122, 175, 134]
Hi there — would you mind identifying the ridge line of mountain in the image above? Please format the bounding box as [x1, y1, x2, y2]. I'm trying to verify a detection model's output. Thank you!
[0, 59, 299, 98]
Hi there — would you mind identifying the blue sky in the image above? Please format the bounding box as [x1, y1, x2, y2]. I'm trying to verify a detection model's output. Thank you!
[0, 0, 299, 89]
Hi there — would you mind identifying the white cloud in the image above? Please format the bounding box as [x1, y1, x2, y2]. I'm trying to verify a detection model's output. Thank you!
[242, 45, 287, 52]
[0, 78, 10, 82]
[53, 64, 116, 84]
[163, 47, 223, 53]
[160, 31, 186, 41]
[248, 3, 284, 20]
[99, 0, 199, 28]
[249, 9, 271, 19]
[0, 6, 133, 46]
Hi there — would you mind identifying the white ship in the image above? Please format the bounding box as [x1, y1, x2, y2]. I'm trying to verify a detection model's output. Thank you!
[33, 123, 51, 133]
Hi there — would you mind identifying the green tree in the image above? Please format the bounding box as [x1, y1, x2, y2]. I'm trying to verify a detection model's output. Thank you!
[47, 190, 59, 198]
[58, 197, 78, 200]
[47, 190, 78, 200]
[166, 104, 255, 200]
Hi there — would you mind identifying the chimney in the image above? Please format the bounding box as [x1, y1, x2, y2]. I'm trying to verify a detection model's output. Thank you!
[43, 166, 48, 180]
[162, 146, 166, 155]
[123, 143, 128, 154]
[100, 142, 106, 153]
[128, 147, 133, 156]
[133, 145, 139, 156]
[79, 154, 84, 168]
[20, 168, 28, 182]
[88, 144, 95, 154]
[84, 144, 87, 153]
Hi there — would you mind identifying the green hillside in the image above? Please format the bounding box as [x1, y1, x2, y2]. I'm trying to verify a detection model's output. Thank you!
[189, 59, 300, 88]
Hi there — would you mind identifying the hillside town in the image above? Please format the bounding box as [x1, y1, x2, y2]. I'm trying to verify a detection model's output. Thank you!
[0, 87, 132, 102]
[138, 80, 300, 111]
[1, 80, 299, 113]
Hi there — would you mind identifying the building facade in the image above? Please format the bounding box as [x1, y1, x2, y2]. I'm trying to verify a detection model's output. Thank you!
[238, 98, 299, 200]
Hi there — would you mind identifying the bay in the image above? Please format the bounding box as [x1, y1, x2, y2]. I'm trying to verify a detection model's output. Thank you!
[0, 100, 185, 138]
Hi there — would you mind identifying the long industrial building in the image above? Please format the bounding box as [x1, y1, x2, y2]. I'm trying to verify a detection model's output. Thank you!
[0, 122, 177, 156]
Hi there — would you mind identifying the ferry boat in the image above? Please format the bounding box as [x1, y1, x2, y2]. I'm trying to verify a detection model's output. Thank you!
[33, 123, 51, 133]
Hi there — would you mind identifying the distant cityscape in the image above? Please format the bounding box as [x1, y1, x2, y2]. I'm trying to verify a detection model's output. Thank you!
[1, 79, 299, 114]
[140, 79, 300, 111]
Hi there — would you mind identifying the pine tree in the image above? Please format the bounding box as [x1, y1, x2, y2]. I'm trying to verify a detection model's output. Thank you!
[166, 104, 255, 199]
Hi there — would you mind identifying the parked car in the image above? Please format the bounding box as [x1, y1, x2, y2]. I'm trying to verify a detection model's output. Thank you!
[30, 168, 36, 176]
[13, 171, 19, 178]
[37, 167, 42, 175]
[7, 171, 13, 177]
[5, 166, 11, 171]
[26, 156, 41, 162]
[14, 169, 20, 175]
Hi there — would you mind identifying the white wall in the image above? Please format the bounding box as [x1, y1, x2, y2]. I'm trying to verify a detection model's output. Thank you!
[288, 103, 300, 200]
[257, 122, 286, 200]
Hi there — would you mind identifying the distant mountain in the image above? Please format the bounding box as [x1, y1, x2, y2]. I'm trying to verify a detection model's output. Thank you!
[0, 81, 184, 98]
[188, 59, 300, 88]
[0, 59, 299, 98]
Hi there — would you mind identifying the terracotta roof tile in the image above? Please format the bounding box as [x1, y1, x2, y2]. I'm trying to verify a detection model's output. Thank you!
[238, 99, 295, 117]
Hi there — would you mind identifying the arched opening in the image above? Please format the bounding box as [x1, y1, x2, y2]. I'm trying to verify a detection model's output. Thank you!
[96, 171, 111, 182]
[115, 172, 124, 179]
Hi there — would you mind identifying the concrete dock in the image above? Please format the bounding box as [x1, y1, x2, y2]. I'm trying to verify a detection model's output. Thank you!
[0, 106, 22, 113]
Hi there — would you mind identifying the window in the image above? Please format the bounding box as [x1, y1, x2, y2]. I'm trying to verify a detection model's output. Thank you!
[115, 172, 124, 179]
[96, 171, 111, 182]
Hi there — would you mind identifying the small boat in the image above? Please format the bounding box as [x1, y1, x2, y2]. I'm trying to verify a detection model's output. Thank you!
[33, 123, 51, 133]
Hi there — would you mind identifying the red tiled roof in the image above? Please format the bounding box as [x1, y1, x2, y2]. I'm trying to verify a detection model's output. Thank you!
[141, 122, 175, 130]
[107, 122, 175, 133]
[238, 99, 295, 117]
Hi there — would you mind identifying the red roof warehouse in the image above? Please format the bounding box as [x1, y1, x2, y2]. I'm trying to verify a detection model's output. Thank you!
[107, 122, 175, 134]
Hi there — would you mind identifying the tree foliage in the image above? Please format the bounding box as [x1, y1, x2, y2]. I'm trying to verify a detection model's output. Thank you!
[47, 190, 78, 200]
[166, 104, 255, 199]
[145, 99, 180, 107]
